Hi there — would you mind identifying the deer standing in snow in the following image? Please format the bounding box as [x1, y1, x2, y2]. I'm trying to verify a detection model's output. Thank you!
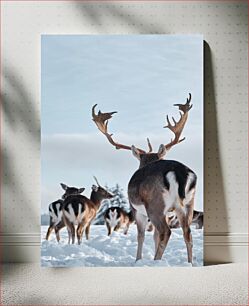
[63, 177, 113, 244]
[45, 184, 85, 242]
[104, 207, 134, 236]
[166, 210, 203, 230]
[92, 94, 197, 263]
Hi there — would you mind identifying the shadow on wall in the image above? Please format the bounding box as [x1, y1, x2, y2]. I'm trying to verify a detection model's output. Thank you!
[204, 42, 230, 264]
[1, 67, 40, 139]
[74, 2, 168, 34]
[1, 66, 40, 235]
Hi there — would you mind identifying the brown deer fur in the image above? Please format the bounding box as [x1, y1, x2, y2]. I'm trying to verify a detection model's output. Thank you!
[63, 184, 113, 244]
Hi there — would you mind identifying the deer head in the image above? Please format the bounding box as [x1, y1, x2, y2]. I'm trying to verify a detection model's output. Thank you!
[92, 93, 192, 168]
[91, 176, 114, 202]
[60, 183, 85, 199]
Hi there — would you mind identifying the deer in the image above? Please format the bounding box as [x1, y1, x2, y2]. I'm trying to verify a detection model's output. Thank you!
[45, 183, 85, 242]
[104, 207, 134, 236]
[192, 210, 203, 229]
[63, 177, 113, 244]
[92, 93, 197, 264]
[166, 209, 203, 230]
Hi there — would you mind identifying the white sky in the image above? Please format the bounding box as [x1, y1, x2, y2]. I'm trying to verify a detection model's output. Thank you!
[41, 35, 203, 213]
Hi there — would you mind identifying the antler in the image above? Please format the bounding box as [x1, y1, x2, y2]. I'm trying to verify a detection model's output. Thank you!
[164, 93, 192, 151]
[146, 138, 153, 153]
[92, 104, 149, 153]
[93, 176, 101, 186]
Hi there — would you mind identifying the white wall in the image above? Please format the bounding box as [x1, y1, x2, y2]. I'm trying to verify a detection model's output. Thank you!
[1, 1, 248, 263]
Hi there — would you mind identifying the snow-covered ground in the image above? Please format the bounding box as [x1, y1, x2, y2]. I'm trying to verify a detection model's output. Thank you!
[41, 225, 203, 267]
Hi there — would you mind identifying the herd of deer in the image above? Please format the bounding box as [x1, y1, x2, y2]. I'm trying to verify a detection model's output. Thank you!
[46, 93, 203, 264]
[45, 179, 136, 244]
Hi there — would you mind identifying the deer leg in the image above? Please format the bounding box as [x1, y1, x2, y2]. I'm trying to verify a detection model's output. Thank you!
[152, 217, 171, 260]
[76, 224, 81, 245]
[85, 223, 91, 240]
[45, 225, 54, 241]
[123, 223, 130, 235]
[184, 225, 193, 264]
[106, 222, 112, 236]
[114, 223, 120, 232]
[54, 221, 65, 243]
[153, 228, 160, 254]
[135, 212, 148, 261]
[65, 221, 75, 244]
[80, 225, 85, 241]
[76, 225, 83, 242]
[62, 215, 72, 244]
[185, 201, 194, 227]
[66, 227, 71, 244]
[175, 201, 194, 264]
[185, 199, 194, 263]
[54, 227, 60, 243]
[71, 223, 76, 244]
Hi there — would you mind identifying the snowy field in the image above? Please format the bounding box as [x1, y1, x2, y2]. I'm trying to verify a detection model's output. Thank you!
[41, 225, 203, 267]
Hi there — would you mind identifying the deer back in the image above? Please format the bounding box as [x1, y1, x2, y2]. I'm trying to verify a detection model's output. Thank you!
[48, 199, 64, 223]
[128, 159, 197, 206]
[63, 195, 89, 217]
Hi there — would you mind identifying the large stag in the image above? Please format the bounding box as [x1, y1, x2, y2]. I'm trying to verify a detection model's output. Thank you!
[92, 94, 197, 263]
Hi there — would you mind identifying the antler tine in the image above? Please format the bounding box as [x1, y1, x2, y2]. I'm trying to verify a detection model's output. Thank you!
[164, 93, 193, 151]
[92, 104, 117, 134]
[92, 105, 146, 154]
[165, 115, 172, 129]
[174, 93, 193, 113]
[93, 176, 100, 187]
[187, 93, 191, 103]
[147, 138, 153, 153]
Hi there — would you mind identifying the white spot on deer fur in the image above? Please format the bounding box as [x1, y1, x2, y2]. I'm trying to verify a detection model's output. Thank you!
[77, 205, 83, 223]
[64, 204, 84, 225]
[64, 204, 76, 224]
[185, 172, 196, 193]
[130, 203, 148, 217]
[48, 205, 57, 221]
[78, 204, 85, 223]
[49, 203, 62, 225]
[183, 172, 196, 206]
[55, 211, 63, 226]
[106, 209, 120, 228]
[166, 211, 179, 227]
[163, 171, 179, 214]
[135, 211, 148, 229]
[55, 203, 63, 225]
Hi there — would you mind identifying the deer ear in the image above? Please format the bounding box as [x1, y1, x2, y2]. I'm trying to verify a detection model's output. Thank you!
[92, 185, 98, 192]
[60, 183, 68, 191]
[131, 145, 141, 160]
[157, 144, 166, 159]
[78, 187, 85, 194]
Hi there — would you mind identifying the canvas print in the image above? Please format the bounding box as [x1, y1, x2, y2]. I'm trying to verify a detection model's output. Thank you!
[41, 35, 203, 267]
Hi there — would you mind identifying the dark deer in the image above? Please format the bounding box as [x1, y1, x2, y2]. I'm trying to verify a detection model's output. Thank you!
[45, 184, 85, 242]
[63, 177, 113, 244]
[104, 207, 134, 236]
[166, 210, 203, 230]
[192, 210, 203, 229]
[92, 94, 197, 263]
